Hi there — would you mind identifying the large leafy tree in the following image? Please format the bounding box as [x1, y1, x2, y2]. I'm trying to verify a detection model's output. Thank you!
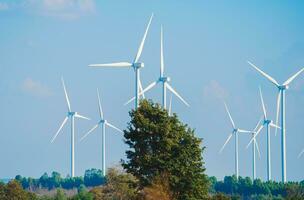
[122, 100, 209, 200]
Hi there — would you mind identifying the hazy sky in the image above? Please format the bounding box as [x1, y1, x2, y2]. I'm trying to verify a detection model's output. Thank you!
[1, 0, 304, 181]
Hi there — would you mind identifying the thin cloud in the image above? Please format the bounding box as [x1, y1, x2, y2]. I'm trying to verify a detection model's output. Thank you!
[203, 80, 229, 100]
[27, 0, 96, 20]
[0, 2, 9, 10]
[21, 78, 53, 97]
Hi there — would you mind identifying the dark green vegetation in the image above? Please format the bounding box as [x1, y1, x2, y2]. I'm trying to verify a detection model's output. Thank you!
[209, 175, 304, 200]
[1, 100, 304, 199]
[15, 169, 105, 190]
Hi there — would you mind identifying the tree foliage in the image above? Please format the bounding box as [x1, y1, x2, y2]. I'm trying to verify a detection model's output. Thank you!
[122, 100, 209, 200]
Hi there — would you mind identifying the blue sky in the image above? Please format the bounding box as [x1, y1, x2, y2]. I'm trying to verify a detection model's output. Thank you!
[1, 0, 304, 181]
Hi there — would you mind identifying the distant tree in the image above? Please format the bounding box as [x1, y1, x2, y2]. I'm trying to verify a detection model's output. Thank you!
[123, 100, 209, 200]
[49, 172, 62, 189]
[39, 173, 49, 188]
[84, 168, 105, 187]
[70, 184, 93, 200]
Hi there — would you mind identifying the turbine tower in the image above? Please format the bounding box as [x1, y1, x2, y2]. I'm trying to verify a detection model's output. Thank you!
[248, 61, 304, 182]
[80, 89, 123, 176]
[246, 87, 280, 181]
[51, 78, 90, 177]
[88, 14, 154, 109]
[125, 25, 189, 108]
[246, 118, 262, 180]
[219, 102, 251, 179]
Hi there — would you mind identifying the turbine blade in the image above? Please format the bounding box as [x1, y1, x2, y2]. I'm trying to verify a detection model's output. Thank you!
[254, 139, 261, 159]
[298, 149, 304, 158]
[283, 67, 304, 86]
[97, 89, 104, 119]
[138, 79, 145, 99]
[168, 94, 173, 116]
[61, 77, 71, 112]
[51, 116, 68, 143]
[106, 122, 123, 133]
[75, 113, 90, 120]
[219, 133, 233, 154]
[134, 13, 154, 63]
[259, 86, 267, 119]
[238, 129, 252, 133]
[270, 122, 281, 129]
[166, 83, 190, 107]
[89, 62, 132, 68]
[275, 91, 281, 136]
[79, 124, 99, 142]
[124, 80, 158, 106]
[160, 25, 164, 77]
[247, 61, 279, 87]
[223, 102, 236, 129]
[254, 116, 263, 132]
[246, 125, 264, 149]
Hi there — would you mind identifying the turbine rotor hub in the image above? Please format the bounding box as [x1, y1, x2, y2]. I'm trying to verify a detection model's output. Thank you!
[133, 62, 144, 69]
[159, 76, 170, 82]
[68, 112, 75, 116]
[279, 85, 288, 90]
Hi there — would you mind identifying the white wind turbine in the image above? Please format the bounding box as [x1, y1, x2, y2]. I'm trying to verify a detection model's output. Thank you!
[219, 102, 252, 178]
[246, 118, 262, 180]
[125, 26, 189, 109]
[88, 14, 154, 109]
[248, 61, 304, 182]
[51, 78, 90, 177]
[246, 87, 280, 181]
[168, 94, 173, 116]
[79, 89, 123, 176]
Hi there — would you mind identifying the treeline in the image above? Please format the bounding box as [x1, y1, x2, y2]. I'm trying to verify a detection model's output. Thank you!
[209, 175, 304, 199]
[14, 168, 105, 190]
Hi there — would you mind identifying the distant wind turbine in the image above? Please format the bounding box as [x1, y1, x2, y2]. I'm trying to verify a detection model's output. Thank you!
[246, 118, 262, 180]
[219, 102, 252, 178]
[248, 61, 304, 182]
[168, 94, 173, 116]
[124, 25, 189, 109]
[79, 89, 123, 176]
[246, 87, 280, 181]
[51, 78, 90, 177]
[89, 14, 154, 109]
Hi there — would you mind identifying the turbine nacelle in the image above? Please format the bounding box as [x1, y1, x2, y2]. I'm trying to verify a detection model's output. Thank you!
[159, 76, 170, 82]
[264, 119, 272, 125]
[133, 62, 144, 69]
[68, 111, 76, 116]
[279, 85, 289, 90]
[99, 119, 107, 124]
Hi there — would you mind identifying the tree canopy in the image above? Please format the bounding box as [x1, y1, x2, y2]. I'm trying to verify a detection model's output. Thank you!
[122, 100, 209, 200]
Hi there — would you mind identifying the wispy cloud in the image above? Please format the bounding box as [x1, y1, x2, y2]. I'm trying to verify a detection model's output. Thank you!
[203, 80, 228, 100]
[27, 0, 96, 20]
[21, 78, 53, 97]
[0, 2, 9, 10]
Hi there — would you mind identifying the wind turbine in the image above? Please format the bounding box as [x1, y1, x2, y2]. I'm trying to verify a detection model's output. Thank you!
[88, 14, 154, 109]
[51, 78, 90, 177]
[219, 102, 252, 178]
[248, 61, 304, 182]
[79, 89, 123, 176]
[246, 118, 262, 180]
[124, 25, 189, 109]
[246, 87, 280, 181]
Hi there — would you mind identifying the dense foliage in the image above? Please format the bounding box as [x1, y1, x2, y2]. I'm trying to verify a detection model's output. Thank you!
[209, 175, 304, 199]
[15, 168, 105, 190]
[122, 100, 209, 200]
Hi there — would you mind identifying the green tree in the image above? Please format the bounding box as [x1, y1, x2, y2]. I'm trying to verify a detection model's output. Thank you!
[122, 100, 209, 200]
[53, 189, 67, 200]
